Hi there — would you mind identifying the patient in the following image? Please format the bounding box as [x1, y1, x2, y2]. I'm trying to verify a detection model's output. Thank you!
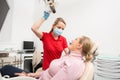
[1, 36, 95, 80]
[15, 35, 95, 80]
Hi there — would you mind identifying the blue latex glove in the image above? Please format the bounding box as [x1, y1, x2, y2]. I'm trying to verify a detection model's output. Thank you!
[43, 11, 50, 20]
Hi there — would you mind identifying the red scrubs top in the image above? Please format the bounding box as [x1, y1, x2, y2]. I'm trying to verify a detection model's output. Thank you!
[41, 32, 68, 70]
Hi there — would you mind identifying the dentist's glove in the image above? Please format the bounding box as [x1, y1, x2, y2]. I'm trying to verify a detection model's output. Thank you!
[43, 11, 50, 20]
[43, 3, 51, 20]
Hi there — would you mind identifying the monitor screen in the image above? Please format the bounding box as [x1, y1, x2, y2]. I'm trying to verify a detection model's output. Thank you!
[23, 41, 34, 51]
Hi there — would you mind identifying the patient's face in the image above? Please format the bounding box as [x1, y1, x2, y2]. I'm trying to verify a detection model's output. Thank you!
[69, 37, 81, 51]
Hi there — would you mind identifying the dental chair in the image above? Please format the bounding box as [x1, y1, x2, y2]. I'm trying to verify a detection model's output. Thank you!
[80, 61, 94, 80]
[32, 49, 42, 72]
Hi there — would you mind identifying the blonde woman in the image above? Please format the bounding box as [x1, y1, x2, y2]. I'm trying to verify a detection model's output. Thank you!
[31, 11, 69, 71]
[38, 36, 95, 80]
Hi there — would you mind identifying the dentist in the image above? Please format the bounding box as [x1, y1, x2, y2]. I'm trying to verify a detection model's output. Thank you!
[31, 11, 69, 71]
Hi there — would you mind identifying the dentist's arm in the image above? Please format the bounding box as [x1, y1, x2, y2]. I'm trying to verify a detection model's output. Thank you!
[31, 11, 50, 39]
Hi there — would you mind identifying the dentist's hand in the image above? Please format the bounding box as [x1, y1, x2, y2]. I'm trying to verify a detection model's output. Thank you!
[43, 11, 50, 20]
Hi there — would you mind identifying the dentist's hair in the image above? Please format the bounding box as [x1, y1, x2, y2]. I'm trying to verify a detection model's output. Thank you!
[49, 17, 66, 32]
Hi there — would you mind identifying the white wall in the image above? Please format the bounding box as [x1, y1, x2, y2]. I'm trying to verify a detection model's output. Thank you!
[34, 0, 120, 56]
[0, 0, 35, 50]
[0, 0, 120, 56]
[11, 0, 35, 50]
[0, 0, 13, 49]
[59, 0, 120, 56]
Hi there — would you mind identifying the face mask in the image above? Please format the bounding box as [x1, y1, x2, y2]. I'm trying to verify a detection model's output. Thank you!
[53, 27, 63, 36]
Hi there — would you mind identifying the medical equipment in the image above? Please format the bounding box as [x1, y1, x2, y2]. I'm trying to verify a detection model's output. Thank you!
[43, 0, 56, 13]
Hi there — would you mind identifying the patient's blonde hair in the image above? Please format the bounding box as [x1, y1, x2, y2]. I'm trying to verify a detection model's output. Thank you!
[79, 36, 95, 62]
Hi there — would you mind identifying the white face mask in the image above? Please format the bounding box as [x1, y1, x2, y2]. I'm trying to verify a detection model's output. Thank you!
[53, 27, 63, 36]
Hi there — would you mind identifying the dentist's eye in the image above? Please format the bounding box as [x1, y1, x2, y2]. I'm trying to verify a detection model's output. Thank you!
[57, 27, 64, 30]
